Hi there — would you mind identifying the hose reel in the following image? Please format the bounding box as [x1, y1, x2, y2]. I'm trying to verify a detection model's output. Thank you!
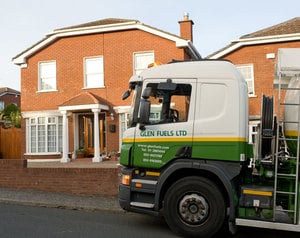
[261, 95, 276, 158]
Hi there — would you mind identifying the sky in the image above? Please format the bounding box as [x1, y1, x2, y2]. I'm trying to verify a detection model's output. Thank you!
[1, 0, 300, 90]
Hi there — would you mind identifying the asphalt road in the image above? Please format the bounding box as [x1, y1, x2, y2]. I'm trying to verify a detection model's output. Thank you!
[0, 203, 299, 238]
[0, 203, 176, 238]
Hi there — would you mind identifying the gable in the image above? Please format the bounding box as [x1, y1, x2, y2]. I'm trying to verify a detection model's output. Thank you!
[208, 17, 300, 59]
[13, 18, 200, 65]
[0, 87, 20, 97]
[59, 92, 109, 112]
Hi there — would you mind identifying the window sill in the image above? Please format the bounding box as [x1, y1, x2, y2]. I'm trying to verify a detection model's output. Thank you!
[36, 89, 58, 93]
[25, 152, 61, 156]
[83, 86, 105, 89]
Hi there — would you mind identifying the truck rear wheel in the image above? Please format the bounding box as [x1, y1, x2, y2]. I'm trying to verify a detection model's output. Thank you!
[164, 176, 226, 238]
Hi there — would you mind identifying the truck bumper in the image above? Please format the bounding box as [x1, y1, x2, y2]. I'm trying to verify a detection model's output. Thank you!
[119, 184, 131, 210]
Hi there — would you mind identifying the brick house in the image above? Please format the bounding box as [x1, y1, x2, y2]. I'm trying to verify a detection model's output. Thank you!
[208, 17, 300, 140]
[0, 87, 20, 111]
[12, 17, 200, 162]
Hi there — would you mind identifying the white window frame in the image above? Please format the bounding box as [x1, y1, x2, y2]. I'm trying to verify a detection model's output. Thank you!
[133, 51, 154, 75]
[236, 64, 255, 97]
[248, 122, 259, 145]
[84, 56, 104, 88]
[114, 106, 131, 151]
[26, 116, 62, 155]
[119, 112, 129, 150]
[38, 61, 57, 92]
[0, 101, 4, 111]
[249, 120, 260, 159]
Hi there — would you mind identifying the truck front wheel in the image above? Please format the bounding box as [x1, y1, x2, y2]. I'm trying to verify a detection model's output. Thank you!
[164, 176, 226, 238]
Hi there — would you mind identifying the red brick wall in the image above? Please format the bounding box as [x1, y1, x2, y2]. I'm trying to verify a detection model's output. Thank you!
[222, 41, 300, 117]
[20, 29, 187, 157]
[21, 30, 185, 112]
[179, 20, 193, 41]
[0, 159, 120, 196]
[0, 93, 20, 108]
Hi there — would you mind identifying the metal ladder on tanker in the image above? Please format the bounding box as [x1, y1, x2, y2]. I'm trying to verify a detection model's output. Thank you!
[274, 74, 300, 224]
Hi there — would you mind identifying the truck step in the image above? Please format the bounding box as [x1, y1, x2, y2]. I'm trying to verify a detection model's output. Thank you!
[275, 190, 296, 196]
[277, 173, 297, 178]
[130, 202, 155, 209]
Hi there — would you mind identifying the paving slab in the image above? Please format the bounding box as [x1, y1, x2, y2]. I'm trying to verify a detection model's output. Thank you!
[0, 187, 123, 213]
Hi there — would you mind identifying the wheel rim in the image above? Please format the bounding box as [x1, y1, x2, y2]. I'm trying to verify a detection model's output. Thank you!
[178, 194, 209, 225]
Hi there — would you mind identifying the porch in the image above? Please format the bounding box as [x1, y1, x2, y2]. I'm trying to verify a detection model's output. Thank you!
[59, 92, 110, 163]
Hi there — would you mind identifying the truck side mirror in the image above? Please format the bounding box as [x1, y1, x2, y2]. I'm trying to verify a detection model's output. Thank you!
[142, 87, 152, 99]
[122, 90, 131, 100]
[139, 98, 150, 130]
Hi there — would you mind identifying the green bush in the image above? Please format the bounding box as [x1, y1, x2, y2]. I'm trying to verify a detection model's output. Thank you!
[0, 103, 21, 128]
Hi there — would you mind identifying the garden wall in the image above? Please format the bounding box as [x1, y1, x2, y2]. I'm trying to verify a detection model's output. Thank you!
[0, 159, 120, 196]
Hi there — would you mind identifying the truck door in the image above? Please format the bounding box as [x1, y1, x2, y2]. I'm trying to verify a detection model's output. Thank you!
[132, 78, 196, 169]
[192, 79, 244, 162]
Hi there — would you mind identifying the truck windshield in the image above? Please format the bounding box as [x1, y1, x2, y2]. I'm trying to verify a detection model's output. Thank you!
[146, 83, 191, 124]
[128, 83, 142, 127]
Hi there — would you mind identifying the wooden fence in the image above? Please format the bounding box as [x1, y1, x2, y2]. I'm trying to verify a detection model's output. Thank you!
[0, 127, 22, 159]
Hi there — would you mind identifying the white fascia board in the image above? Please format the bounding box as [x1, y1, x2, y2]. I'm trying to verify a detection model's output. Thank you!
[136, 24, 184, 45]
[58, 104, 109, 112]
[136, 25, 201, 59]
[187, 40, 202, 59]
[13, 21, 199, 64]
[113, 105, 131, 113]
[13, 36, 55, 65]
[0, 92, 20, 97]
[13, 24, 137, 65]
[209, 42, 243, 59]
[22, 110, 61, 118]
[46, 21, 138, 36]
[209, 33, 300, 59]
[13, 22, 136, 65]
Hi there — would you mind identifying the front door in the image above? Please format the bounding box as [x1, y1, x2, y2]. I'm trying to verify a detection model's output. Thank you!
[78, 114, 106, 156]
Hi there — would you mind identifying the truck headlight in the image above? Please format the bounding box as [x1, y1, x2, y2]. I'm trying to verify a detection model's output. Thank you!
[121, 174, 131, 186]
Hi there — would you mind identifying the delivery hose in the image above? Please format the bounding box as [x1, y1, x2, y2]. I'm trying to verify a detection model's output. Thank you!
[261, 95, 274, 158]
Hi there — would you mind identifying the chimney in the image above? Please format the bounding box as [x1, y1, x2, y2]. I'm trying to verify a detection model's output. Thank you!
[178, 13, 194, 42]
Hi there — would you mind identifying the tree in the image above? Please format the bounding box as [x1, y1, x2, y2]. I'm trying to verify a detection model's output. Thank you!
[0, 103, 21, 128]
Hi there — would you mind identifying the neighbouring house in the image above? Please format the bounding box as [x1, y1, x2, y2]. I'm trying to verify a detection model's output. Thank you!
[0, 87, 20, 128]
[12, 15, 201, 162]
[208, 17, 300, 142]
[0, 87, 20, 111]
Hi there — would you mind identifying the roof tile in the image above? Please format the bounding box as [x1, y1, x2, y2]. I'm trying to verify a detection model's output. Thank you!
[60, 92, 107, 107]
[54, 18, 139, 31]
[241, 17, 300, 39]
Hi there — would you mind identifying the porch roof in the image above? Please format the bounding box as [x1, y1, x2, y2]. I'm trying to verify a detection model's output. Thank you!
[58, 92, 109, 112]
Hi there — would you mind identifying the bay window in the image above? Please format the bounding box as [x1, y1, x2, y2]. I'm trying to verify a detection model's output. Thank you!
[26, 116, 62, 154]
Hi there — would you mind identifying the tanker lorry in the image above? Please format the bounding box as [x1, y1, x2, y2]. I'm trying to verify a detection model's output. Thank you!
[119, 52, 300, 237]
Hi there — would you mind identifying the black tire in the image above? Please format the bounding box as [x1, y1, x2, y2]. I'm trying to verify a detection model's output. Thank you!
[164, 176, 226, 238]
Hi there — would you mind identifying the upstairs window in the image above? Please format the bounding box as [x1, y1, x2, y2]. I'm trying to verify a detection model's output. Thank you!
[134, 52, 154, 75]
[39, 61, 56, 91]
[84, 56, 104, 88]
[236, 64, 255, 96]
